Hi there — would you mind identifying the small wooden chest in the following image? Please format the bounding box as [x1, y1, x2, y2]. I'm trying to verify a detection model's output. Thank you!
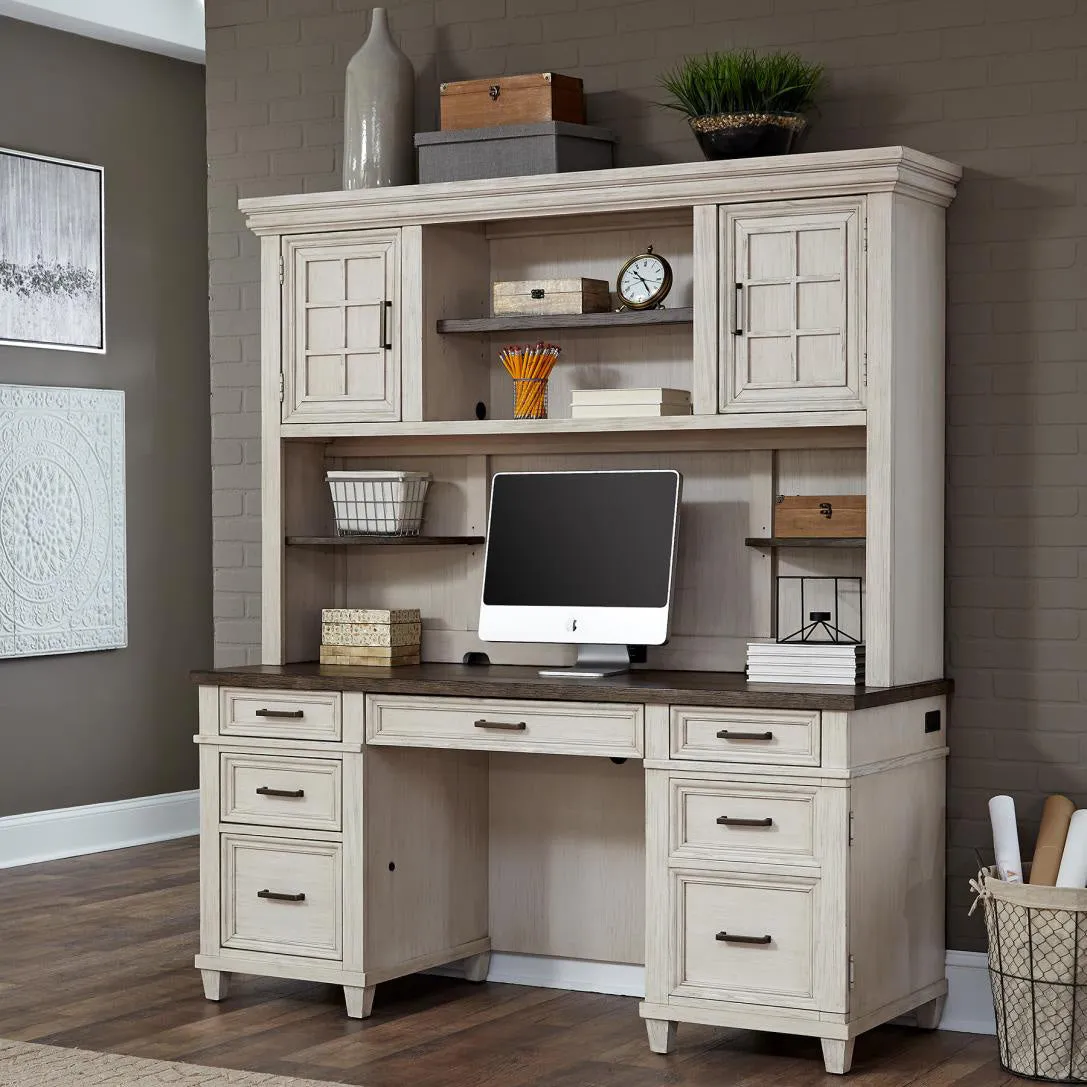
[493, 278, 611, 317]
[440, 73, 585, 131]
[774, 495, 866, 538]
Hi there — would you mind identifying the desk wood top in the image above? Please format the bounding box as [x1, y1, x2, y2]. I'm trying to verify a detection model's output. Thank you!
[190, 662, 951, 712]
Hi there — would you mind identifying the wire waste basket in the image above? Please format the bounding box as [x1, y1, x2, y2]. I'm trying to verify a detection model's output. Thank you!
[972, 866, 1087, 1082]
[326, 471, 431, 536]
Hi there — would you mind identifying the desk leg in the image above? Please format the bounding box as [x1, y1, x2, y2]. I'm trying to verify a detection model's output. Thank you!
[821, 1038, 855, 1075]
[344, 985, 375, 1019]
[201, 970, 230, 1002]
[915, 994, 946, 1029]
[645, 1019, 677, 1054]
[463, 951, 491, 982]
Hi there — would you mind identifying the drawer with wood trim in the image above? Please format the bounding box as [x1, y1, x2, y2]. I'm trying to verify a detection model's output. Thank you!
[220, 753, 342, 832]
[668, 776, 819, 865]
[365, 694, 644, 758]
[669, 707, 820, 767]
[220, 834, 342, 960]
[220, 688, 341, 742]
[668, 867, 830, 1010]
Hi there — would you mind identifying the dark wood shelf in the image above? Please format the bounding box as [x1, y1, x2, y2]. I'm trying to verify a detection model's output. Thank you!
[286, 535, 485, 547]
[746, 537, 867, 549]
[436, 308, 694, 334]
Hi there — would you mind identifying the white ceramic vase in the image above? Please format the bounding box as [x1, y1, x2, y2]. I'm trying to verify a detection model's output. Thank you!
[343, 8, 415, 189]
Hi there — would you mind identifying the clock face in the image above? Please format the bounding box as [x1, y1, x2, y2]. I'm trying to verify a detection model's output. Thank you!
[618, 253, 670, 308]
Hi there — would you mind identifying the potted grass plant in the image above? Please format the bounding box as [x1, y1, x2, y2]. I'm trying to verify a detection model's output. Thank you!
[660, 50, 824, 160]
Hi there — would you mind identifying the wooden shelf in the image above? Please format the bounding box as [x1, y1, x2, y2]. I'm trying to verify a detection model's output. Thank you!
[286, 535, 485, 547]
[436, 308, 694, 334]
[746, 537, 867, 549]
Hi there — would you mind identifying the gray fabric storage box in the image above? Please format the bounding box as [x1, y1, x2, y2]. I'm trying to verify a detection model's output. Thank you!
[415, 122, 616, 183]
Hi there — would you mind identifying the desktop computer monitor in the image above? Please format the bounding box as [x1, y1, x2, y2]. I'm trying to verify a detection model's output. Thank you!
[478, 469, 682, 677]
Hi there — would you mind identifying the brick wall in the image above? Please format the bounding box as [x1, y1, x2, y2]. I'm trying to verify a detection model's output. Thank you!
[204, 0, 1087, 951]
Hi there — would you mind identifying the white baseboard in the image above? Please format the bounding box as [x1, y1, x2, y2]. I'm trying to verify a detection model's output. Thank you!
[438, 949, 998, 1035]
[433, 953, 646, 998]
[0, 790, 199, 869]
[940, 950, 995, 1035]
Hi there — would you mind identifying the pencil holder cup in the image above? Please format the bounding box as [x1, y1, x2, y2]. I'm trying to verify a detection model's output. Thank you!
[513, 377, 548, 419]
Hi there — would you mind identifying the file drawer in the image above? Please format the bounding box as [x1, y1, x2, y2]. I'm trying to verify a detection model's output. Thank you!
[670, 869, 820, 1008]
[670, 707, 820, 767]
[220, 688, 341, 741]
[366, 694, 643, 758]
[221, 834, 341, 960]
[220, 753, 342, 832]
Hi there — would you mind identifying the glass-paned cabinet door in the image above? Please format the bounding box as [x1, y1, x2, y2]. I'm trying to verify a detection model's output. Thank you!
[719, 200, 864, 413]
[282, 231, 401, 424]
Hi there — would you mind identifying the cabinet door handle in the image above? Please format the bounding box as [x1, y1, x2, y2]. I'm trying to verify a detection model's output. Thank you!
[474, 719, 527, 731]
[257, 889, 306, 902]
[256, 786, 305, 799]
[254, 708, 304, 719]
[716, 931, 771, 945]
[733, 282, 744, 335]
[378, 299, 392, 350]
[716, 815, 773, 827]
[716, 729, 773, 741]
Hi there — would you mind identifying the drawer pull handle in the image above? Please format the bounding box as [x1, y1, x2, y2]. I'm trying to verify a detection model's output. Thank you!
[255, 708, 305, 719]
[255, 786, 305, 799]
[716, 816, 773, 828]
[716, 729, 773, 741]
[716, 931, 771, 945]
[257, 889, 306, 903]
[474, 719, 527, 731]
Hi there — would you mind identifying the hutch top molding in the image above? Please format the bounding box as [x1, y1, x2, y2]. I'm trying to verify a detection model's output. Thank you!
[240, 146, 961, 235]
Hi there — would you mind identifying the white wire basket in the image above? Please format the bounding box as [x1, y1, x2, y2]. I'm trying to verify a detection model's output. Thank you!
[326, 471, 431, 536]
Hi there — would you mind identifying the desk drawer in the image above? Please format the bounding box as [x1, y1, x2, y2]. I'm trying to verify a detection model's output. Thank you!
[221, 688, 341, 741]
[220, 753, 342, 832]
[670, 777, 818, 864]
[221, 834, 341, 960]
[671, 869, 820, 1008]
[366, 695, 643, 757]
[670, 707, 820, 767]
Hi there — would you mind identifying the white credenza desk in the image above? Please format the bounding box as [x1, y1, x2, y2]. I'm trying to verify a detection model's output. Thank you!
[192, 662, 950, 1075]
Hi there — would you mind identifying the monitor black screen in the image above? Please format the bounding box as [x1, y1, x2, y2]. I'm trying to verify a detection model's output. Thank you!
[482, 471, 680, 609]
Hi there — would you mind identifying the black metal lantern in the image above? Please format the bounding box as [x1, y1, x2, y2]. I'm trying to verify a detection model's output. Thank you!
[776, 576, 863, 645]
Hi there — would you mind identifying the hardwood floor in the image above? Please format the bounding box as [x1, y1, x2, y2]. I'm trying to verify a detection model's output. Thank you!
[0, 839, 1003, 1085]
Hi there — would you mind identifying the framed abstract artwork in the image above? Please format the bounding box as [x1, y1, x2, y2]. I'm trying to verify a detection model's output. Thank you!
[0, 147, 105, 352]
[0, 384, 127, 658]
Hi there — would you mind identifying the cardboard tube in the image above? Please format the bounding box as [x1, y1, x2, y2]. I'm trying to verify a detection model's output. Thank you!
[1030, 794, 1075, 886]
[989, 794, 1023, 883]
[1057, 810, 1087, 888]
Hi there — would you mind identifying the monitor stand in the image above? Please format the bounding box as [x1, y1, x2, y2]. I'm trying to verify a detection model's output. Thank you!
[538, 644, 631, 679]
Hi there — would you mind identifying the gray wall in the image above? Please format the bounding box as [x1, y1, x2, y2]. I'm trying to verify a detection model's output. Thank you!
[204, 0, 1087, 951]
[0, 17, 210, 816]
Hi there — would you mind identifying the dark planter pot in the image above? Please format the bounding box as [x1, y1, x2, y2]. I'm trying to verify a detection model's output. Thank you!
[689, 112, 807, 160]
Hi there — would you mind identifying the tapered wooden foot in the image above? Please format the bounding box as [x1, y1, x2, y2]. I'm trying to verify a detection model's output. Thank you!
[645, 1019, 678, 1054]
[201, 969, 230, 1002]
[344, 985, 375, 1019]
[821, 1038, 855, 1075]
[915, 994, 946, 1029]
[463, 951, 491, 982]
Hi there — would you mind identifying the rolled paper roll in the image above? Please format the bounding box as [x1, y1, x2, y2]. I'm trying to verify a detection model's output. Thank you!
[1056, 810, 1087, 888]
[989, 794, 1023, 883]
[1030, 794, 1075, 886]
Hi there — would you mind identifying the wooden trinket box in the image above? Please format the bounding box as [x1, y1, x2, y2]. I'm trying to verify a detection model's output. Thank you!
[440, 73, 585, 131]
[493, 278, 611, 317]
[774, 495, 866, 538]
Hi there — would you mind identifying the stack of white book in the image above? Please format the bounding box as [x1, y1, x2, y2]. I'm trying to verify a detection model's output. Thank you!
[570, 387, 692, 418]
[746, 640, 865, 686]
